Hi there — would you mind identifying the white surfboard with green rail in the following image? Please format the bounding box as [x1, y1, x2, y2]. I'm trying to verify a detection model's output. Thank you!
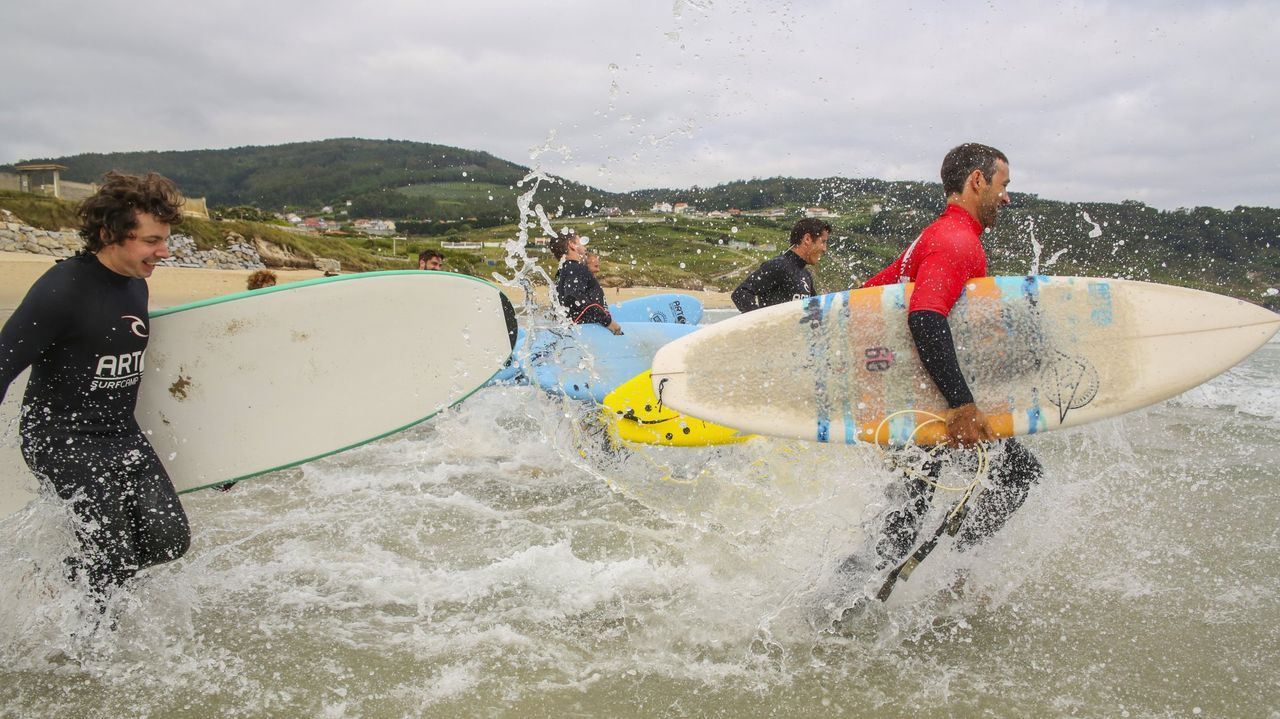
[0, 270, 517, 520]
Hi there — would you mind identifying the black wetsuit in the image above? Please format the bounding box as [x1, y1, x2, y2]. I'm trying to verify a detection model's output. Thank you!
[556, 259, 614, 326]
[0, 253, 190, 597]
[731, 249, 815, 312]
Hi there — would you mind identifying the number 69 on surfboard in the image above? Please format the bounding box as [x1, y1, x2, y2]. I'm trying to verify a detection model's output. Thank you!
[649, 276, 1280, 446]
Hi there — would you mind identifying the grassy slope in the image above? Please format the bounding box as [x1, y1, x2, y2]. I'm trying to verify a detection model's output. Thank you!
[4, 188, 1275, 310]
[0, 190, 404, 272]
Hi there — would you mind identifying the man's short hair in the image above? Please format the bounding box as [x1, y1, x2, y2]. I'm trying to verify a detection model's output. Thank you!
[940, 143, 1008, 197]
[548, 231, 578, 260]
[79, 171, 185, 252]
[418, 249, 444, 264]
[790, 218, 832, 245]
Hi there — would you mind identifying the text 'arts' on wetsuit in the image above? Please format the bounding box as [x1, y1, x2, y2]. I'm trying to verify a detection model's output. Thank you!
[0, 252, 189, 595]
[731, 249, 816, 313]
[556, 259, 614, 326]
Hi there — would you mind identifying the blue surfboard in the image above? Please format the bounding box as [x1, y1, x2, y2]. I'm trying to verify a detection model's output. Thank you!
[496, 322, 695, 402]
[610, 293, 704, 325]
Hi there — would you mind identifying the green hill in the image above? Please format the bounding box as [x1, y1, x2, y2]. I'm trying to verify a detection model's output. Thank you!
[4, 139, 1277, 309]
[639, 175, 1279, 306]
[3, 138, 638, 225]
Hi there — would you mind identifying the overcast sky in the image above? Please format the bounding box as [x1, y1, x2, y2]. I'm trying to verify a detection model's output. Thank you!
[2, 0, 1275, 210]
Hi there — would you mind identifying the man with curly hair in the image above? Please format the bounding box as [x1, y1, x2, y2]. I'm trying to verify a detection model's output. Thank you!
[0, 171, 191, 607]
[246, 269, 278, 290]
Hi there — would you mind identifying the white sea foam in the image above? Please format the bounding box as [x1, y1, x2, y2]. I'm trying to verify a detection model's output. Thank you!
[0, 325, 1276, 717]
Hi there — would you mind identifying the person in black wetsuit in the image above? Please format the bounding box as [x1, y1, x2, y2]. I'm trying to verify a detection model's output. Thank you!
[0, 172, 191, 605]
[418, 249, 444, 271]
[550, 232, 622, 335]
[731, 218, 830, 313]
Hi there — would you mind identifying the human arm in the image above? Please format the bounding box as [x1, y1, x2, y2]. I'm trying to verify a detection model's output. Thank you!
[731, 259, 782, 313]
[0, 273, 68, 405]
[861, 257, 904, 288]
[906, 237, 993, 445]
[908, 310, 994, 446]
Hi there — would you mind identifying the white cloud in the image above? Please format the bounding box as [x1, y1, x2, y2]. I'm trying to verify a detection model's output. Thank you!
[1, 0, 1275, 209]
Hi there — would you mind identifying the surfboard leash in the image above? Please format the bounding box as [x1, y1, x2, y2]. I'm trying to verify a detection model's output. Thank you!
[869, 410, 989, 602]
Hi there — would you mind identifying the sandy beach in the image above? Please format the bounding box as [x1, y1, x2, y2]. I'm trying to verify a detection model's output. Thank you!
[0, 250, 734, 313]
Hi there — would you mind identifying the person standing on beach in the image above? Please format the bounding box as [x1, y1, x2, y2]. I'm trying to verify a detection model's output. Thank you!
[418, 249, 444, 271]
[0, 172, 191, 606]
[550, 232, 622, 335]
[840, 143, 1043, 610]
[731, 218, 830, 313]
[246, 269, 277, 290]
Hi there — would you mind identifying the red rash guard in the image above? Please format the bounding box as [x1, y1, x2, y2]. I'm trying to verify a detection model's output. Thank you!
[861, 204, 986, 316]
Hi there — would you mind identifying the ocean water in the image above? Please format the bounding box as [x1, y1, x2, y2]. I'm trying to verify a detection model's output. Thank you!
[1, 328, 1276, 718]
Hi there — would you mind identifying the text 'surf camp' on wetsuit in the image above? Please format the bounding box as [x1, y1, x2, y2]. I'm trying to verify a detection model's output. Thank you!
[731, 249, 815, 313]
[556, 259, 614, 326]
[0, 252, 189, 595]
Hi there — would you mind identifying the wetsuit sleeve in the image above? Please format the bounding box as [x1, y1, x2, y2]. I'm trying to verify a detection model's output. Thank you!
[908, 310, 974, 408]
[0, 273, 69, 405]
[732, 259, 782, 313]
[557, 263, 613, 326]
[861, 256, 904, 288]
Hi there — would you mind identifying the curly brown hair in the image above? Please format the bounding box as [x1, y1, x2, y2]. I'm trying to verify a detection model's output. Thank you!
[246, 269, 278, 290]
[78, 171, 185, 252]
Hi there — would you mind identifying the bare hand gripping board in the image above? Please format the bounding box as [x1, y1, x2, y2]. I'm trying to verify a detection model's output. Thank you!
[649, 276, 1279, 446]
[0, 270, 517, 519]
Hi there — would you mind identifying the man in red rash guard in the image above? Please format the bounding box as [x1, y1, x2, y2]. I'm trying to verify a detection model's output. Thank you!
[836, 144, 1043, 614]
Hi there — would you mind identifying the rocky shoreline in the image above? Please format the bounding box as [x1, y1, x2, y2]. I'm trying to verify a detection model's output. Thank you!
[0, 221, 270, 271]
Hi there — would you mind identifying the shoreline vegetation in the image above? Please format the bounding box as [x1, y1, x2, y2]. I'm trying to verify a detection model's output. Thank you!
[0, 251, 736, 315]
[3, 138, 1277, 311]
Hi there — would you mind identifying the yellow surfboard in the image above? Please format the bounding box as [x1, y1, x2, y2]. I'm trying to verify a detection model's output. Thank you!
[601, 371, 754, 447]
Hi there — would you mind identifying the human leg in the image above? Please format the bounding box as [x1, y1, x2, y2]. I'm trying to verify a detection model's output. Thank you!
[122, 441, 190, 570]
[953, 438, 1042, 551]
[834, 452, 941, 580]
[23, 436, 189, 599]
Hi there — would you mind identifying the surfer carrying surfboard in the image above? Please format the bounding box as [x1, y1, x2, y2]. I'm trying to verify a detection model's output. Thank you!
[550, 231, 622, 335]
[730, 218, 830, 313]
[851, 143, 1044, 599]
[0, 172, 191, 608]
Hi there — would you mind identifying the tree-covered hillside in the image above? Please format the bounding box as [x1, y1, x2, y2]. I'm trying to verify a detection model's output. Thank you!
[4, 138, 637, 223]
[5, 140, 1276, 308]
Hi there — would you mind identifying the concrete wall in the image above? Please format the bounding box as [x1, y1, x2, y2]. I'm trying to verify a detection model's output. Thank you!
[59, 180, 97, 202]
[0, 174, 207, 213]
[182, 196, 210, 219]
